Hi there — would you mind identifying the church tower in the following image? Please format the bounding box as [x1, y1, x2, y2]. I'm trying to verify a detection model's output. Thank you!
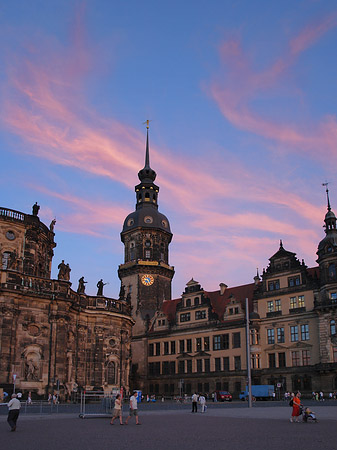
[316, 185, 337, 369]
[118, 124, 175, 338]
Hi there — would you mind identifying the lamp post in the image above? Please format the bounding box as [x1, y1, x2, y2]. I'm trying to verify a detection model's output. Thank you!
[245, 298, 252, 408]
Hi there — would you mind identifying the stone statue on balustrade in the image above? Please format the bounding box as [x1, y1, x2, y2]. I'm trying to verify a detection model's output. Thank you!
[32, 202, 40, 216]
[49, 219, 56, 232]
[77, 276, 87, 294]
[58, 260, 66, 279]
[97, 279, 107, 296]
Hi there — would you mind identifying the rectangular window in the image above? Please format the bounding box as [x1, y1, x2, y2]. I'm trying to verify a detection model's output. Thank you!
[215, 357, 221, 371]
[291, 326, 299, 342]
[154, 362, 160, 375]
[196, 337, 202, 352]
[278, 352, 286, 368]
[197, 359, 203, 373]
[149, 363, 154, 376]
[298, 295, 305, 308]
[234, 356, 241, 370]
[169, 361, 175, 375]
[186, 339, 192, 353]
[251, 353, 260, 369]
[179, 340, 185, 353]
[233, 332, 241, 349]
[288, 276, 300, 287]
[204, 359, 210, 373]
[164, 342, 169, 355]
[162, 361, 169, 375]
[204, 382, 209, 392]
[186, 359, 192, 373]
[290, 297, 297, 309]
[267, 328, 275, 344]
[267, 300, 274, 313]
[331, 292, 337, 303]
[223, 334, 229, 349]
[277, 327, 285, 343]
[195, 310, 206, 320]
[155, 342, 160, 356]
[171, 341, 176, 354]
[302, 350, 310, 366]
[178, 360, 185, 374]
[275, 299, 281, 312]
[204, 337, 210, 351]
[223, 357, 230, 371]
[268, 280, 280, 291]
[291, 351, 300, 366]
[149, 343, 154, 356]
[180, 313, 191, 322]
[268, 353, 276, 368]
[213, 335, 221, 350]
[145, 250, 151, 258]
[301, 324, 309, 341]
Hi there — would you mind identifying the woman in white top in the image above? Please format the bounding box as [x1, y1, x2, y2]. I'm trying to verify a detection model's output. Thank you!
[110, 394, 123, 425]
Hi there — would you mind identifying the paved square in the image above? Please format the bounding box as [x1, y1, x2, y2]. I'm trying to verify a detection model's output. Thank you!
[1, 406, 337, 450]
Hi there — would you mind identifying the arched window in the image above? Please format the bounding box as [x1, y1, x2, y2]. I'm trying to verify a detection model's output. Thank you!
[330, 320, 336, 336]
[107, 361, 116, 384]
[130, 242, 135, 261]
[186, 298, 191, 307]
[194, 297, 200, 306]
[328, 263, 336, 280]
[2, 251, 10, 269]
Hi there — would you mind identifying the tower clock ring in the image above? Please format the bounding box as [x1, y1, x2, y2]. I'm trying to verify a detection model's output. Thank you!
[141, 274, 154, 286]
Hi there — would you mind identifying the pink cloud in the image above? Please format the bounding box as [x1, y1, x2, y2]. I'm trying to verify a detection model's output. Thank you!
[0, 7, 329, 279]
[209, 13, 337, 160]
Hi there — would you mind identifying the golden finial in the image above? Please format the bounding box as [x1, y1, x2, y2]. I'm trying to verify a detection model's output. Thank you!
[143, 119, 151, 129]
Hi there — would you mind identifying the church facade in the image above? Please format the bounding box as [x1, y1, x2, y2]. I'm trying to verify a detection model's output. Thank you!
[0, 206, 133, 398]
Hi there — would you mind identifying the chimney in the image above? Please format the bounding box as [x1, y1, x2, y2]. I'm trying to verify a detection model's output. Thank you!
[219, 283, 228, 295]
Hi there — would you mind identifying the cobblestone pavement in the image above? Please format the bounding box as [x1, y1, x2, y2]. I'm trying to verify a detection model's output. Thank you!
[1, 405, 337, 450]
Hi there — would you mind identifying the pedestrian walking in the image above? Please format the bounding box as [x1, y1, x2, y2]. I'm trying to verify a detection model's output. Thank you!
[7, 394, 21, 432]
[289, 392, 302, 423]
[191, 392, 198, 413]
[199, 394, 206, 413]
[125, 392, 140, 425]
[110, 394, 123, 425]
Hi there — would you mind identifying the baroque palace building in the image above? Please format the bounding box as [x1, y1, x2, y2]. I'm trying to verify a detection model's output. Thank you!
[0, 205, 134, 398]
[1, 127, 337, 399]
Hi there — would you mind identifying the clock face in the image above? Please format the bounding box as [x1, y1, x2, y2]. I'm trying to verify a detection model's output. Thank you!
[141, 274, 154, 286]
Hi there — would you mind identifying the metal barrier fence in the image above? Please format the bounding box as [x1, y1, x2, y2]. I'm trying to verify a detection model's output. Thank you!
[0, 400, 61, 415]
[79, 391, 116, 419]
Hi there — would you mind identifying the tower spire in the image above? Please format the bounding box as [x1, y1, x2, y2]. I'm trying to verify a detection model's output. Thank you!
[138, 120, 156, 183]
[322, 182, 331, 212]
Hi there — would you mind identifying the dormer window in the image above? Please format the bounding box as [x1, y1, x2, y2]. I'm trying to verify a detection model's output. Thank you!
[145, 240, 151, 247]
[328, 264, 336, 280]
[288, 276, 300, 287]
[194, 297, 200, 306]
[186, 298, 191, 307]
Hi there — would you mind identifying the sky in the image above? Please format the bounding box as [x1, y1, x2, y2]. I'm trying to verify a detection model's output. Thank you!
[0, 0, 337, 299]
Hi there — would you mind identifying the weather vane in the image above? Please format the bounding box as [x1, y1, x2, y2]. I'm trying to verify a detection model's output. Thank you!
[143, 119, 152, 129]
[322, 181, 332, 211]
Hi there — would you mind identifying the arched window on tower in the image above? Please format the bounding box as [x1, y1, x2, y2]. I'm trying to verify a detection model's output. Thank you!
[138, 193, 142, 202]
[145, 193, 150, 202]
[107, 361, 116, 385]
[130, 242, 135, 261]
[160, 243, 165, 261]
[330, 320, 336, 336]
[153, 193, 156, 202]
[328, 263, 336, 280]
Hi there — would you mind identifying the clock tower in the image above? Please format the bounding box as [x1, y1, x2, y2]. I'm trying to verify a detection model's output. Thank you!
[118, 125, 174, 341]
